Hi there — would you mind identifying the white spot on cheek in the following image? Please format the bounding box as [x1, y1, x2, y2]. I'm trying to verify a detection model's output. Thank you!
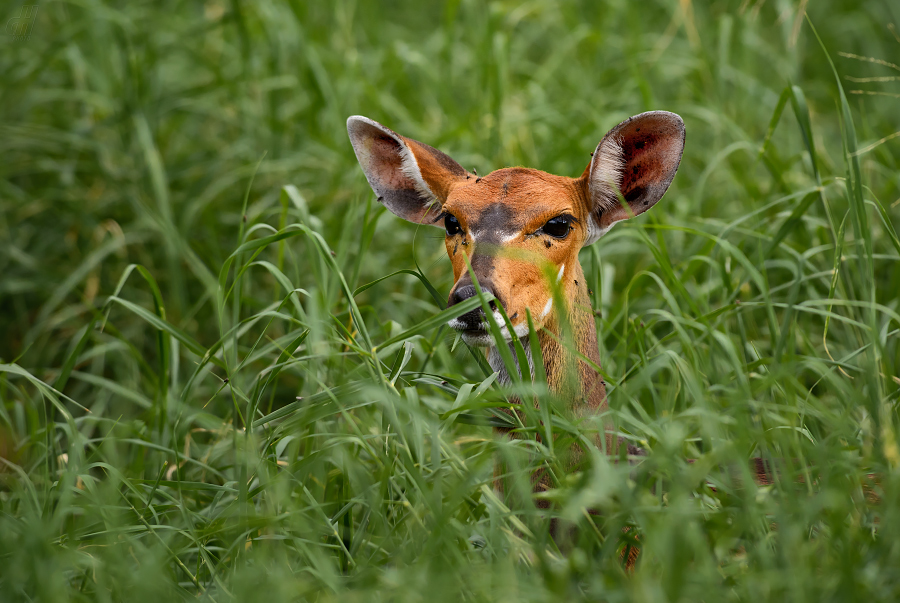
[540, 298, 553, 319]
[501, 232, 520, 243]
[556, 264, 565, 283]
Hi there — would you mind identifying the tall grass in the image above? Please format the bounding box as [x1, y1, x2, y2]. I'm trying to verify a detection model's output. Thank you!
[1, 1, 899, 600]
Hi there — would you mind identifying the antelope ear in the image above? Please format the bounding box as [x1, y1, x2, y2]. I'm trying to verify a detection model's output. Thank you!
[582, 111, 685, 245]
[347, 116, 468, 225]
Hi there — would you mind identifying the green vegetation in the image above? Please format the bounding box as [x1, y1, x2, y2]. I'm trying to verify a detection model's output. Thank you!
[2, 1, 899, 600]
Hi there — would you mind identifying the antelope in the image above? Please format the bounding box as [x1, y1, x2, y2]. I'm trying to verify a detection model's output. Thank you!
[347, 112, 683, 460]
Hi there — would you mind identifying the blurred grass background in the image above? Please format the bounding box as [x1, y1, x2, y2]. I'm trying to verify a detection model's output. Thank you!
[1, 0, 899, 600]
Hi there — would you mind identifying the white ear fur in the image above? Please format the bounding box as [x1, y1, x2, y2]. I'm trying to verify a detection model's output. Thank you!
[582, 111, 685, 247]
[392, 132, 438, 206]
[588, 135, 625, 214]
[584, 135, 625, 246]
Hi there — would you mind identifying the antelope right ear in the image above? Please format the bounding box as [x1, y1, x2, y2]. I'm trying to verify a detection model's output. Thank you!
[582, 111, 685, 245]
[347, 116, 469, 225]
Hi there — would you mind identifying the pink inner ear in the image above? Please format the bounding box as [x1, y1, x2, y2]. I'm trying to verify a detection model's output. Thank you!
[585, 111, 684, 236]
[620, 118, 683, 204]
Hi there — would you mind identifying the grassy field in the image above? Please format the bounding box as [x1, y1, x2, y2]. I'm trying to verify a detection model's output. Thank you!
[2, 0, 899, 600]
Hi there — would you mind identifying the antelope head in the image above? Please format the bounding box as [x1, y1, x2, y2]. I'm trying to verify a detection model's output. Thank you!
[347, 113, 685, 356]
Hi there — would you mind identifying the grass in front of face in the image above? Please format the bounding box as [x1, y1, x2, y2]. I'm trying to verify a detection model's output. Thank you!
[1, 1, 899, 601]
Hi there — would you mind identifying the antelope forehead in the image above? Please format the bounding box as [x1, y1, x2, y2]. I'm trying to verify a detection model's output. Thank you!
[467, 202, 519, 242]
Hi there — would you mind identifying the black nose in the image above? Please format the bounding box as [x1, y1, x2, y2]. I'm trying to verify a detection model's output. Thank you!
[450, 284, 499, 309]
[449, 284, 499, 329]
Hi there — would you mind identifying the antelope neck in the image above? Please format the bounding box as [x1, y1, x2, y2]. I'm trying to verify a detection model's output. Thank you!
[485, 261, 608, 417]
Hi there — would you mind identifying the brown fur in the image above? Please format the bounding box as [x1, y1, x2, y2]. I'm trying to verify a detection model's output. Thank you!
[347, 111, 684, 463]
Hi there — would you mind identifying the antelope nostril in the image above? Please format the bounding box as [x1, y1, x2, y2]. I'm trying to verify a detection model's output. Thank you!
[450, 284, 477, 306]
[449, 282, 502, 314]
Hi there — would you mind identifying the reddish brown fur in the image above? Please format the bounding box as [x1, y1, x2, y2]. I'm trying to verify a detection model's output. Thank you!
[347, 113, 685, 469]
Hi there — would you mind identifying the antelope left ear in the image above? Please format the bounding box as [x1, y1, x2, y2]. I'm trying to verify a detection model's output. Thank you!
[347, 116, 468, 226]
[581, 111, 685, 246]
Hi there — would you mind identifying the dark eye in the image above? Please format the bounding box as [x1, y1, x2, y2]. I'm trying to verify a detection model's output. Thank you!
[542, 216, 572, 239]
[445, 214, 462, 236]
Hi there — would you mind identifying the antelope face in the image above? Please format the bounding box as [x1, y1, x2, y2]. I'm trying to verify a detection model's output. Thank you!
[347, 113, 685, 347]
[439, 168, 589, 345]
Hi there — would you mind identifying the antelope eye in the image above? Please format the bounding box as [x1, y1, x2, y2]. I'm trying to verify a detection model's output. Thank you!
[542, 216, 572, 239]
[445, 214, 462, 236]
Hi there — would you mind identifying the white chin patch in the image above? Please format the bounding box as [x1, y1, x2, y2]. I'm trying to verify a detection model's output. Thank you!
[447, 310, 528, 346]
